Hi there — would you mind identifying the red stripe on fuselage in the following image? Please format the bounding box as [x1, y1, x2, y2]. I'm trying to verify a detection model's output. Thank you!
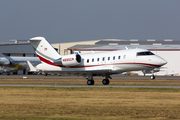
[37, 55, 58, 67]
[37, 54, 161, 68]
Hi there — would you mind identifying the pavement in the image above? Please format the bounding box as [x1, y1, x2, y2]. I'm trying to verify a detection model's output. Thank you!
[0, 84, 180, 89]
[0, 75, 180, 88]
[0, 74, 180, 80]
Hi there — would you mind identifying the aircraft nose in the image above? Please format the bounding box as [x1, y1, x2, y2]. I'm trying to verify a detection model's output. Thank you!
[0, 57, 10, 65]
[160, 58, 167, 66]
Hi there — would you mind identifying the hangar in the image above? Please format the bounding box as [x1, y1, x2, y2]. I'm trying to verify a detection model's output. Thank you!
[0, 42, 36, 57]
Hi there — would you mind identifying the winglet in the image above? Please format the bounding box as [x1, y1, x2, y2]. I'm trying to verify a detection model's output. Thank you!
[27, 61, 37, 72]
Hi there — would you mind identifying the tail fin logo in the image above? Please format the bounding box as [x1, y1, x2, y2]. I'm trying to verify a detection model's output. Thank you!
[44, 48, 47, 51]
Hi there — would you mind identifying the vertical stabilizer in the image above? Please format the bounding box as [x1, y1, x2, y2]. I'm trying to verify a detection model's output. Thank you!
[29, 37, 61, 62]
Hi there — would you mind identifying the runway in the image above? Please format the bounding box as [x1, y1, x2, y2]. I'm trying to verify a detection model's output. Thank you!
[0, 84, 180, 89]
[1, 74, 180, 80]
[0, 75, 180, 88]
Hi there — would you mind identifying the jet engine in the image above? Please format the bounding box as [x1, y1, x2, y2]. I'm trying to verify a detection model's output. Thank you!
[54, 54, 81, 66]
[0, 57, 10, 65]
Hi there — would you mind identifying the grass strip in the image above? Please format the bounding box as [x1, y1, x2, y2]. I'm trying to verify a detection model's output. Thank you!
[0, 87, 180, 119]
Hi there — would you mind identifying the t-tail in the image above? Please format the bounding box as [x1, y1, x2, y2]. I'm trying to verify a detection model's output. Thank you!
[29, 37, 81, 66]
[29, 37, 61, 63]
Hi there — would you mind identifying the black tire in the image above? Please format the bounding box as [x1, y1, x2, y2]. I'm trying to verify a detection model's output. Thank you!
[150, 75, 155, 80]
[87, 80, 94, 85]
[102, 79, 109, 85]
[106, 79, 110, 85]
[91, 80, 94, 85]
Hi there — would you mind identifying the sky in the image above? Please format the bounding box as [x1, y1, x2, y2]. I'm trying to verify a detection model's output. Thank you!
[0, 0, 180, 44]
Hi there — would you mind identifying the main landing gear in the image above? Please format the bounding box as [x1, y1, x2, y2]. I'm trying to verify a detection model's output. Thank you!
[87, 74, 112, 85]
[87, 79, 95, 85]
[102, 79, 109, 85]
[86, 75, 94, 85]
[102, 74, 111, 85]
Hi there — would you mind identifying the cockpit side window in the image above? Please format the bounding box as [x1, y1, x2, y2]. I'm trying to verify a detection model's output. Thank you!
[137, 51, 154, 56]
[145, 51, 154, 55]
[137, 52, 146, 56]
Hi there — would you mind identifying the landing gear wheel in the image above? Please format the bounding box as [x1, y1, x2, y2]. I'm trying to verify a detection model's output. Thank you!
[87, 80, 94, 85]
[102, 79, 110, 85]
[150, 75, 155, 80]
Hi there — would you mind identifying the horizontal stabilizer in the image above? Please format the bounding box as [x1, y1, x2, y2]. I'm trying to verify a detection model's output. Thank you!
[10, 39, 41, 43]
[27, 61, 37, 72]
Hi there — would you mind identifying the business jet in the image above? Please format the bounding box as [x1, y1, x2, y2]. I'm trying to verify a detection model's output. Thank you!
[0, 52, 40, 74]
[27, 37, 167, 85]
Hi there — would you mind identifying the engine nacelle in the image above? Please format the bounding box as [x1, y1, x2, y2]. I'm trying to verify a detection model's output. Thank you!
[0, 57, 10, 65]
[54, 54, 81, 66]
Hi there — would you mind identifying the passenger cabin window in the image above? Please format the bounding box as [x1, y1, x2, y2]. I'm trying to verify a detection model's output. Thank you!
[87, 59, 89, 63]
[118, 56, 121, 60]
[137, 51, 154, 56]
[108, 57, 110, 61]
[123, 55, 126, 59]
[113, 56, 115, 60]
[97, 58, 99, 62]
[92, 58, 94, 62]
[102, 57, 105, 61]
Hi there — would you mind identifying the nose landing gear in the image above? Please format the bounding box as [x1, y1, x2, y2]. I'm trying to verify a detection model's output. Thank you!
[150, 74, 155, 80]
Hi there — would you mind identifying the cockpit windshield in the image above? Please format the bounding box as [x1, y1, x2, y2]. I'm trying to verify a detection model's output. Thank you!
[137, 51, 154, 56]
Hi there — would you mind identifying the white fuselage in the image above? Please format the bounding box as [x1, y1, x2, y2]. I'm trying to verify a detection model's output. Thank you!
[36, 48, 167, 75]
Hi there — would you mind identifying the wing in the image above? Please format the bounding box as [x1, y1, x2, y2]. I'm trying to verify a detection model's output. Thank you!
[27, 61, 113, 76]
[43, 69, 113, 77]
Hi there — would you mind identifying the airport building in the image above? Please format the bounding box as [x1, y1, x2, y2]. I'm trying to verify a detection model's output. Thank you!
[0, 39, 180, 76]
[51, 40, 101, 55]
[0, 42, 36, 57]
